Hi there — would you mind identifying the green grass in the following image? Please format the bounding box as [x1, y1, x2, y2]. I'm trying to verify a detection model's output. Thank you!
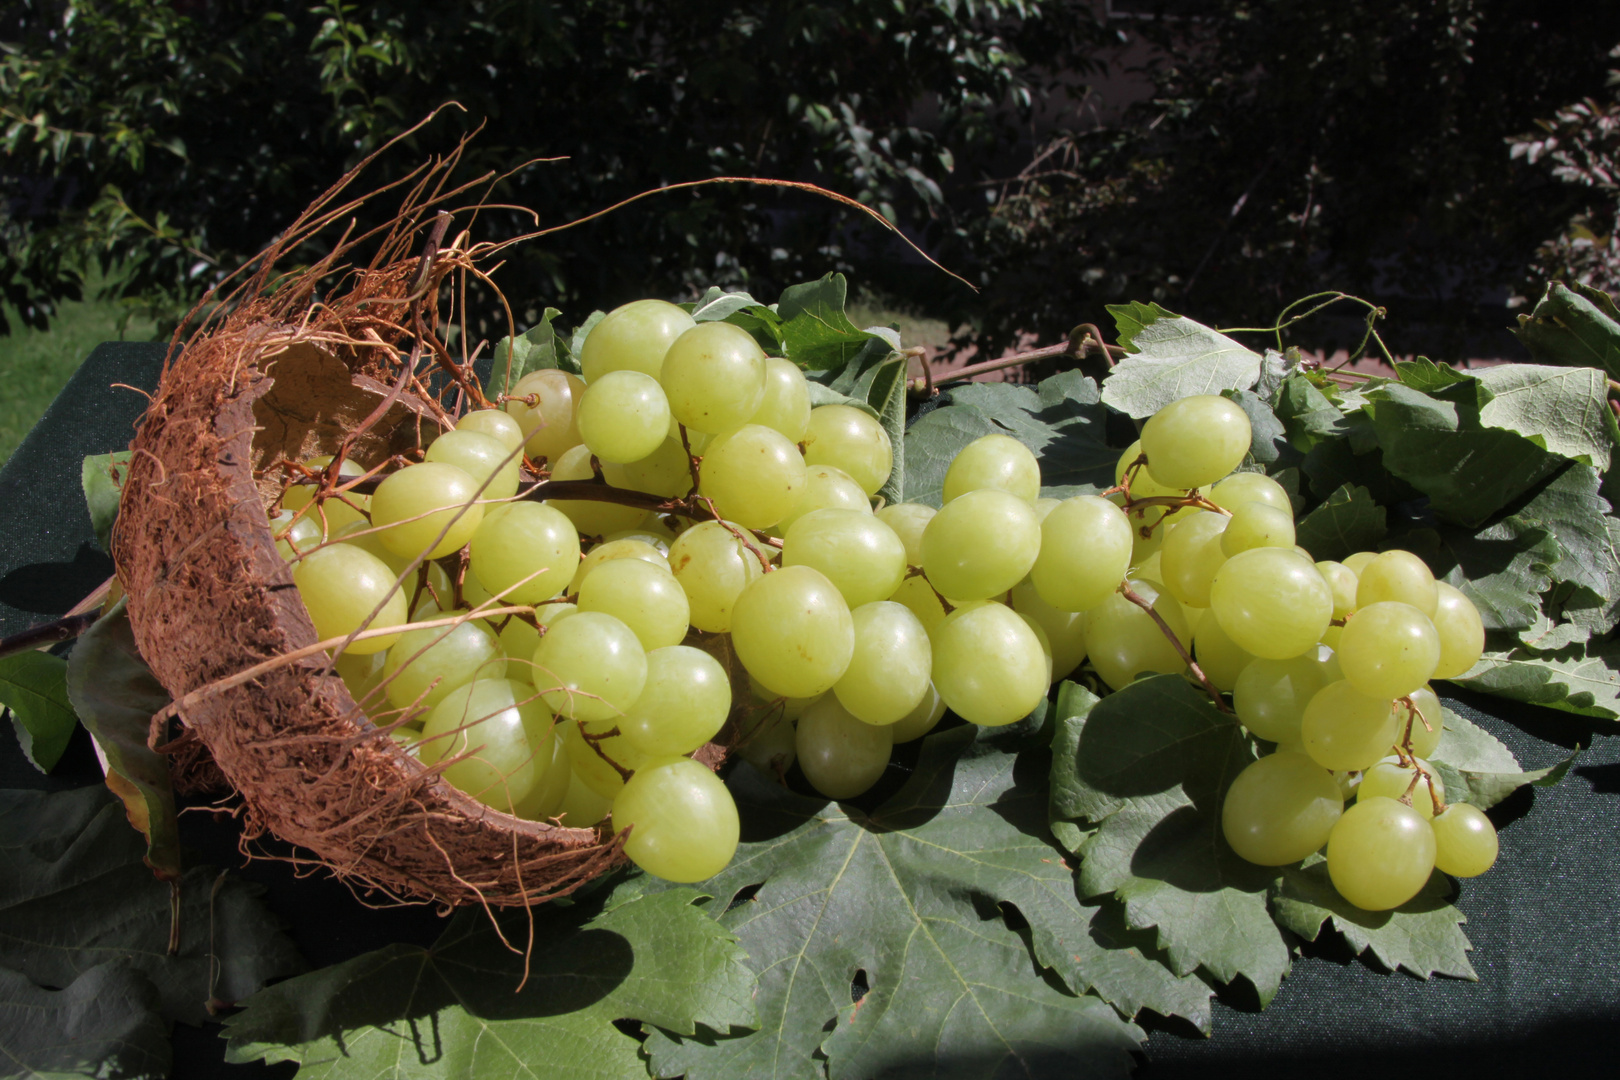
[0, 297, 155, 466]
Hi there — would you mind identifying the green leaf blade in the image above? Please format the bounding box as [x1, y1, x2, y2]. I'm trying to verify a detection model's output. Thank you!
[0, 651, 76, 773]
[1294, 483, 1387, 563]
[81, 450, 131, 552]
[1100, 314, 1264, 419]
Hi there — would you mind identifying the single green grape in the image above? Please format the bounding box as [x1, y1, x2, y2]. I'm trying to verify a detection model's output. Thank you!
[922, 488, 1042, 602]
[293, 543, 409, 654]
[576, 557, 691, 650]
[546, 443, 647, 536]
[531, 611, 648, 722]
[1029, 495, 1134, 612]
[383, 618, 505, 714]
[606, 521, 676, 554]
[612, 756, 740, 882]
[601, 436, 693, 498]
[1016, 609, 1055, 686]
[1221, 752, 1344, 866]
[660, 321, 768, 433]
[561, 717, 644, 799]
[1139, 395, 1252, 489]
[1210, 471, 1290, 515]
[876, 503, 936, 567]
[418, 678, 555, 813]
[555, 765, 615, 826]
[731, 565, 854, 698]
[1342, 551, 1378, 575]
[1337, 601, 1440, 700]
[698, 424, 808, 529]
[930, 602, 1049, 725]
[1430, 582, 1485, 678]
[1220, 500, 1296, 556]
[779, 464, 872, 533]
[1399, 686, 1443, 759]
[795, 695, 894, 799]
[1087, 579, 1191, 691]
[1190, 610, 1255, 692]
[506, 369, 587, 462]
[456, 408, 525, 453]
[425, 428, 521, 500]
[1355, 549, 1439, 616]
[783, 508, 907, 609]
[888, 682, 947, 744]
[751, 356, 812, 441]
[580, 299, 695, 382]
[371, 462, 486, 559]
[571, 537, 666, 592]
[1316, 560, 1359, 619]
[469, 501, 580, 605]
[272, 509, 326, 562]
[510, 727, 572, 821]
[1160, 511, 1229, 608]
[621, 645, 731, 757]
[668, 520, 764, 632]
[577, 370, 673, 464]
[833, 601, 932, 725]
[1008, 579, 1088, 680]
[802, 404, 893, 496]
[1358, 756, 1445, 818]
[1233, 653, 1331, 744]
[1326, 796, 1437, 910]
[889, 574, 950, 635]
[1208, 547, 1333, 660]
[1431, 803, 1498, 877]
[1301, 679, 1400, 772]
[941, 433, 1041, 504]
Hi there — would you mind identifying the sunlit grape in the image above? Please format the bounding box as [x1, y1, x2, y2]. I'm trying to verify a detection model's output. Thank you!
[803, 404, 893, 495]
[1326, 796, 1437, 910]
[612, 756, 739, 882]
[942, 433, 1041, 504]
[1431, 803, 1498, 877]
[1221, 752, 1344, 865]
[580, 299, 695, 381]
[507, 368, 587, 462]
[1139, 394, 1252, 489]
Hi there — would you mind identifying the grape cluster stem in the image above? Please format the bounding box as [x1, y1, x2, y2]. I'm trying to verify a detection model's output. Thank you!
[1117, 581, 1231, 713]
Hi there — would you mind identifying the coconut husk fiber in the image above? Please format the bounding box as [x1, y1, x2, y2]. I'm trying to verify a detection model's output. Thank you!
[110, 145, 634, 908]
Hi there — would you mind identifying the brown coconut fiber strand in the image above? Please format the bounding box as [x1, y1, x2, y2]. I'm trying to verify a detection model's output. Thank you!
[112, 129, 630, 908]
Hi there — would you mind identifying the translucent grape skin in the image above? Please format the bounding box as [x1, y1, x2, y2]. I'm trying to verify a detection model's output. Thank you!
[1160, 511, 1229, 608]
[802, 404, 893, 496]
[779, 464, 872, 533]
[621, 646, 731, 757]
[576, 558, 691, 651]
[888, 682, 947, 743]
[370, 461, 487, 560]
[698, 424, 808, 529]
[660, 321, 768, 433]
[1337, 601, 1441, 700]
[833, 601, 932, 725]
[730, 565, 855, 698]
[272, 509, 325, 561]
[1326, 796, 1437, 911]
[531, 611, 648, 723]
[1088, 578, 1191, 691]
[668, 520, 764, 632]
[1342, 551, 1378, 576]
[1139, 394, 1252, 489]
[1355, 549, 1439, 616]
[469, 502, 580, 605]
[562, 716, 645, 798]
[921, 488, 1042, 602]
[941, 433, 1041, 504]
[1358, 756, 1445, 818]
[1399, 686, 1443, 759]
[576, 370, 673, 464]
[601, 437, 692, 498]
[424, 428, 521, 500]
[555, 766, 615, 826]
[506, 368, 587, 461]
[751, 356, 812, 442]
[547, 443, 648, 536]
[1221, 752, 1345, 865]
[293, 543, 409, 654]
[1210, 471, 1290, 515]
[930, 602, 1049, 725]
[1431, 803, 1499, 877]
[1220, 501, 1296, 556]
[1008, 579, 1088, 681]
[1233, 654, 1331, 744]
[795, 695, 894, 799]
[1316, 560, 1359, 619]
[1301, 679, 1400, 772]
[456, 408, 525, 453]
[510, 729, 572, 821]
[612, 756, 740, 882]
[876, 503, 936, 566]
[418, 678, 554, 813]
[1430, 582, 1485, 678]
[571, 537, 666, 593]
[783, 509, 907, 608]
[579, 298, 695, 382]
[1190, 609, 1255, 692]
[382, 619, 504, 714]
[1029, 495, 1133, 612]
[1208, 547, 1334, 660]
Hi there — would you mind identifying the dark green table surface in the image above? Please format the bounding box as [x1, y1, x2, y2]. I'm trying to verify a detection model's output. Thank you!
[1, 343, 1616, 1078]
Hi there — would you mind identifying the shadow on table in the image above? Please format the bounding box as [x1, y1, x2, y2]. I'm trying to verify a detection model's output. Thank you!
[0, 541, 112, 615]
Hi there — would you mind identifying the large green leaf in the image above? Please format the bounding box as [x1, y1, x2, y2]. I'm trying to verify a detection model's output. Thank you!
[1449, 639, 1620, 720]
[1514, 466, 1620, 618]
[0, 786, 302, 1033]
[1273, 374, 1350, 452]
[1058, 676, 1292, 1002]
[81, 450, 131, 553]
[0, 650, 76, 773]
[1101, 306, 1263, 418]
[1294, 483, 1387, 562]
[64, 602, 180, 880]
[1512, 281, 1620, 380]
[688, 287, 769, 323]
[641, 726, 1170, 1080]
[776, 273, 881, 371]
[902, 371, 1115, 508]
[1472, 364, 1615, 469]
[1429, 517, 1561, 632]
[1428, 708, 1578, 810]
[225, 889, 754, 1080]
[493, 307, 571, 391]
[0, 963, 171, 1080]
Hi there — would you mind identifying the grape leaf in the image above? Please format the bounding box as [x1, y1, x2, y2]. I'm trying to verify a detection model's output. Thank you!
[870, 356, 908, 506]
[64, 601, 181, 880]
[1294, 483, 1387, 562]
[1512, 281, 1620, 380]
[1429, 517, 1560, 632]
[567, 310, 606, 369]
[0, 786, 303, 1029]
[1394, 357, 1474, 394]
[776, 273, 881, 371]
[1255, 347, 1294, 400]
[224, 889, 754, 1080]
[1429, 706, 1578, 810]
[493, 307, 571, 391]
[1223, 388, 1295, 469]
[902, 371, 1115, 508]
[81, 449, 131, 553]
[1273, 374, 1350, 452]
[1059, 676, 1293, 1002]
[1449, 639, 1620, 720]
[1363, 382, 1564, 526]
[688, 286, 769, 323]
[0, 963, 171, 1080]
[1513, 466, 1620, 630]
[1517, 610, 1591, 653]
[1472, 364, 1616, 469]
[0, 650, 76, 773]
[641, 726, 1169, 1080]
[1101, 306, 1263, 419]
[1269, 857, 1476, 981]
